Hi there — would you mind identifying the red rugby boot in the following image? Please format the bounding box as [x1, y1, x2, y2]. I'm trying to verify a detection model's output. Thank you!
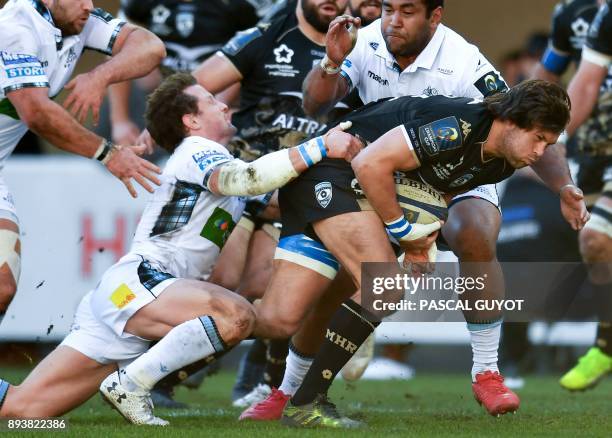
[472, 371, 520, 416]
[239, 387, 290, 421]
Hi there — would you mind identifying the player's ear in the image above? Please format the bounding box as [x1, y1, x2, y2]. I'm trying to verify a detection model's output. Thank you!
[182, 112, 198, 131]
[429, 6, 443, 26]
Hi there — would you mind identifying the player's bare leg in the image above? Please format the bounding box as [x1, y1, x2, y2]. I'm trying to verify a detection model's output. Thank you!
[561, 192, 612, 391]
[100, 279, 255, 425]
[0, 346, 115, 418]
[442, 198, 518, 416]
[208, 223, 253, 290]
[0, 218, 20, 317]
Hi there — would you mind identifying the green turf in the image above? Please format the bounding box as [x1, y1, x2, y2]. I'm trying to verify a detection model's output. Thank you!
[1, 367, 611, 437]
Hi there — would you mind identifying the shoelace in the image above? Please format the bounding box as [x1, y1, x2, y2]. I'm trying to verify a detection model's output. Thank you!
[479, 373, 509, 395]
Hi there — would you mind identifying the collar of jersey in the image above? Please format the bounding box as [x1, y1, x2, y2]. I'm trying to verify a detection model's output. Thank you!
[374, 23, 446, 73]
[26, 0, 64, 50]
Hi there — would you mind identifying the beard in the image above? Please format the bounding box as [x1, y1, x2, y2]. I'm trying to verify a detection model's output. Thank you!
[349, 1, 381, 26]
[302, 0, 342, 33]
[383, 24, 432, 59]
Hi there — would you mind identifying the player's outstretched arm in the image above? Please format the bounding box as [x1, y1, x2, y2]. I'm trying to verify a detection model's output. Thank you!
[192, 52, 243, 95]
[63, 24, 166, 125]
[302, 15, 359, 117]
[207, 123, 361, 196]
[565, 58, 608, 138]
[352, 126, 441, 244]
[8, 87, 161, 198]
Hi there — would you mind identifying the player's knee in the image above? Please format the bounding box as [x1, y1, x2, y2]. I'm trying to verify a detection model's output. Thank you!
[579, 227, 610, 263]
[257, 307, 300, 338]
[444, 208, 499, 261]
[219, 300, 256, 345]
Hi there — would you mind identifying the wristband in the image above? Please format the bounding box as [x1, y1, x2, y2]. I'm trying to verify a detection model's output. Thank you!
[93, 138, 113, 162]
[384, 215, 412, 240]
[101, 143, 123, 166]
[297, 136, 327, 167]
[320, 55, 342, 75]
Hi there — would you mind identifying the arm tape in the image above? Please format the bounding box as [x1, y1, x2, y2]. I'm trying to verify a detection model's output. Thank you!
[212, 149, 299, 196]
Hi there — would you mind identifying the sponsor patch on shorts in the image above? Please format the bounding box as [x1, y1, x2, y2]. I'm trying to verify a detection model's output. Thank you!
[110, 283, 136, 309]
[418, 116, 463, 156]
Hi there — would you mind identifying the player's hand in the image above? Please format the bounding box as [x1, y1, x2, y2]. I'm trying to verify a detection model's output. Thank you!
[325, 15, 361, 66]
[324, 122, 363, 162]
[560, 184, 590, 230]
[112, 120, 141, 145]
[105, 145, 162, 198]
[136, 129, 157, 155]
[63, 71, 107, 126]
[399, 228, 440, 274]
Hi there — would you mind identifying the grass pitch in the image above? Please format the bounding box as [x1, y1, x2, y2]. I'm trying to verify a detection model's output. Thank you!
[1, 367, 610, 437]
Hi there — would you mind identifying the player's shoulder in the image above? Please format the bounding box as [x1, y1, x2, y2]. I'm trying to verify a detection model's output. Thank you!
[0, 3, 43, 49]
[553, 0, 596, 21]
[436, 24, 482, 60]
[222, 12, 294, 57]
[351, 19, 385, 56]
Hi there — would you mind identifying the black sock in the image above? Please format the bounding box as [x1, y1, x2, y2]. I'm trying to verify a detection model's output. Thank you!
[596, 322, 612, 356]
[154, 348, 230, 391]
[246, 338, 268, 364]
[262, 338, 289, 387]
[291, 300, 380, 406]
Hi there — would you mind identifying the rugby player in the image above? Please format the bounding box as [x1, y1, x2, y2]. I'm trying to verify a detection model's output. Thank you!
[347, 0, 382, 26]
[0, 72, 361, 424]
[536, 0, 612, 391]
[243, 0, 588, 421]
[239, 80, 573, 427]
[192, 0, 364, 406]
[0, 0, 166, 322]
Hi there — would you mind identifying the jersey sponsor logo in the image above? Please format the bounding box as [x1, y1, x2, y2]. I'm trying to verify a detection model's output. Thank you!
[369, 41, 379, 50]
[437, 67, 454, 75]
[449, 173, 474, 188]
[200, 207, 236, 248]
[192, 151, 229, 172]
[5, 66, 45, 78]
[109, 283, 136, 309]
[315, 181, 333, 208]
[223, 27, 263, 56]
[0, 52, 39, 66]
[460, 119, 472, 138]
[176, 11, 195, 38]
[418, 116, 463, 156]
[273, 44, 294, 63]
[474, 71, 507, 96]
[432, 156, 464, 180]
[367, 70, 389, 85]
[272, 113, 326, 135]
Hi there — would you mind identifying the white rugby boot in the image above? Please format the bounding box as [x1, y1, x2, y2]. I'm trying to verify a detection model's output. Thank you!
[99, 372, 169, 426]
[232, 383, 271, 408]
[341, 333, 375, 381]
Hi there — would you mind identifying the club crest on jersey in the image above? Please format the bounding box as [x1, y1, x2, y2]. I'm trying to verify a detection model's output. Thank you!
[176, 11, 194, 38]
[315, 182, 332, 208]
[418, 116, 463, 156]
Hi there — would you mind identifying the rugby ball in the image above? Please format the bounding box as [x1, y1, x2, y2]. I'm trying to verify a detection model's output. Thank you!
[354, 175, 447, 224]
[395, 176, 448, 225]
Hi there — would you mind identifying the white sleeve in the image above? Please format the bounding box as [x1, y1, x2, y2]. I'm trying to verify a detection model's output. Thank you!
[339, 32, 366, 91]
[461, 51, 508, 99]
[0, 25, 49, 95]
[185, 142, 234, 190]
[82, 8, 127, 56]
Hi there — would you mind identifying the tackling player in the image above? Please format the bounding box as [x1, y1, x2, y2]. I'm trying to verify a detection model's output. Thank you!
[0, 0, 165, 322]
[0, 72, 361, 424]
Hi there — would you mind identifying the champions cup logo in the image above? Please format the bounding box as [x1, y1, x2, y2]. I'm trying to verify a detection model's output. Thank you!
[436, 127, 459, 143]
[315, 182, 333, 208]
[485, 74, 498, 92]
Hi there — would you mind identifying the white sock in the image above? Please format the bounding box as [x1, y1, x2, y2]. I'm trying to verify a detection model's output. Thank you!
[124, 316, 225, 391]
[468, 320, 502, 382]
[278, 346, 313, 396]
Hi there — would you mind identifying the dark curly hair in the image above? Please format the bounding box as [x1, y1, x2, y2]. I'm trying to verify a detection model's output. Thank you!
[145, 73, 199, 153]
[484, 79, 571, 134]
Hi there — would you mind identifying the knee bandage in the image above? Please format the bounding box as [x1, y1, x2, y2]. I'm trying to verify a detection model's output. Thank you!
[0, 230, 20, 282]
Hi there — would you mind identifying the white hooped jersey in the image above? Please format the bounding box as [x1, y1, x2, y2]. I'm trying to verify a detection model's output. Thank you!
[130, 136, 246, 281]
[340, 20, 508, 104]
[0, 0, 125, 168]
